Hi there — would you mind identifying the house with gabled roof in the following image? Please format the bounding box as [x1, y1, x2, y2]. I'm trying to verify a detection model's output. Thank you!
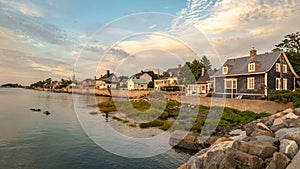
[212, 48, 299, 99]
[166, 64, 181, 77]
[95, 70, 118, 89]
[130, 71, 152, 84]
[127, 79, 148, 90]
[196, 68, 217, 94]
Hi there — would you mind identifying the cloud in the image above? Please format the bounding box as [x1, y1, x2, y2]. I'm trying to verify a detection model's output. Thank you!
[0, 0, 44, 17]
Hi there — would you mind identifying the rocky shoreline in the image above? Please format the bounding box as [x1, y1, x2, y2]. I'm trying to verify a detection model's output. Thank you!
[171, 108, 300, 169]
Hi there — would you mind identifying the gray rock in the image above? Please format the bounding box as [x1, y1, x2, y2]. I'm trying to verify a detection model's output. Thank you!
[233, 141, 277, 159]
[219, 148, 237, 169]
[286, 118, 300, 128]
[255, 136, 278, 145]
[229, 129, 244, 136]
[266, 152, 290, 169]
[169, 130, 203, 151]
[280, 139, 299, 159]
[273, 118, 284, 126]
[294, 108, 300, 116]
[244, 120, 259, 136]
[286, 150, 300, 169]
[284, 112, 299, 119]
[233, 149, 264, 169]
[270, 123, 288, 132]
[275, 128, 300, 146]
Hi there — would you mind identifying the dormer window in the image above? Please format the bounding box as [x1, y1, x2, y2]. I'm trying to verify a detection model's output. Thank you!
[223, 66, 228, 74]
[248, 62, 255, 72]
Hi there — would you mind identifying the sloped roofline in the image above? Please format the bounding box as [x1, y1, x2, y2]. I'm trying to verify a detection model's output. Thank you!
[281, 52, 299, 78]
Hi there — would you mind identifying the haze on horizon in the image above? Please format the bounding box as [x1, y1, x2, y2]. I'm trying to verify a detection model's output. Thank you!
[0, 0, 299, 85]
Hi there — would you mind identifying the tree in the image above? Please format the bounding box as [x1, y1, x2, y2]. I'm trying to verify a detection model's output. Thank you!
[201, 56, 212, 70]
[60, 79, 72, 88]
[178, 59, 205, 84]
[273, 31, 300, 75]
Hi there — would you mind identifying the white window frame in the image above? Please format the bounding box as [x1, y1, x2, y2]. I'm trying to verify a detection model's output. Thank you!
[276, 63, 281, 72]
[283, 78, 288, 90]
[283, 64, 287, 73]
[224, 79, 237, 89]
[247, 77, 255, 90]
[248, 63, 255, 72]
[276, 78, 281, 90]
[223, 66, 228, 74]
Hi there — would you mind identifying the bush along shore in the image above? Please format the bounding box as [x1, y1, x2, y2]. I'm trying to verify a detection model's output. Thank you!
[174, 108, 300, 169]
[96, 99, 270, 134]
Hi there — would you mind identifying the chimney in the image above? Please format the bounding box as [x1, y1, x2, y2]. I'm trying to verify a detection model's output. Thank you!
[107, 70, 110, 77]
[94, 76, 96, 80]
[250, 47, 257, 58]
[178, 64, 182, 69]
[201, 67, 205, 77]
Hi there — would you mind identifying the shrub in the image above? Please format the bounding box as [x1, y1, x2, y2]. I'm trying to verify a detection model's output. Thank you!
[161, 86, 180, 91]
[268, 90, 300, 108]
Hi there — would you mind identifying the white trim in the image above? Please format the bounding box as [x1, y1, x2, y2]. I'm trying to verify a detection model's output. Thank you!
[247, 77, 255, 89]
[224, 78, 237, 89]
[283, 64, 287, 73]
[248, 62, 255, 72]
[276, 78, 281, 90]
[276, 63, 281, 72]
[264, 73, 268, 96]
[283, 78, 288, 90]
[223, 66, 228, 74]
[212, 72, 265, 78]
[282, 52, 299, 78]
[213, 92, 264, 96]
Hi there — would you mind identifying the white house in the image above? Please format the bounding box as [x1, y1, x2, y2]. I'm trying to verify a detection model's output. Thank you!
[127, 79, 148, 90]
[95, 70, 118, 89]
[130, 71, 152, 84]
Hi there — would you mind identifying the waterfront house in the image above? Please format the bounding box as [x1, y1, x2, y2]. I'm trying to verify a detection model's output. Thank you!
[78, 78, 95, 88]
[118, 76, 129, 88]
[196, 68, 217, 94]
[130, 71, 152, 84]
[211, 48, 299, 99]
[95, 70, 118, 89]
[154, 77, 178, 90]
[127, 79, 148, 90]
[166, 64, 181, 77]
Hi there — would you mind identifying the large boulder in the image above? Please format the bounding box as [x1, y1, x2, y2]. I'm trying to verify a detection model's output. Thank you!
[232, 141, 277, 159]
[275, 128, 300, 146]
[294, 108, 300, 116]
[254, 136, 279, 145]
[286, 150, 300, 169]
[169, 130, 203, 151]
[250, 128, 275, 137]
[270, 123, 288, 132]
[280, 139, 299, 159]
[233, 149, 264, 169]
[266, 152, 290, 169]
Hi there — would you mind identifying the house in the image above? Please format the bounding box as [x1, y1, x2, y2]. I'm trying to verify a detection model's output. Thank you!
[95, 70, 118, 89]
[211, 48, 299, 99]
[118, 76, 129, 88]
[166, 64, 181, 77]
[196, 68, 217, 94]
[78, 78, 95, 88]
[154, 77, 178, 90]
[50, 81, 60, 89]
[127, 79, 148, 90]
[130, 71, 152, 84]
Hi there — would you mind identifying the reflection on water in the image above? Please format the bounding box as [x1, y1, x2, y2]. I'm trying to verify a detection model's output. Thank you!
[0, 88, 189, 168]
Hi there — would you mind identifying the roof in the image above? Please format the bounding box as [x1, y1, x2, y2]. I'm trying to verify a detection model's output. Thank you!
[166, 68, 180, 77]
[118, 76, 129, 82]
[130, 72, 151, 78]
[130, 79, 147, 84]
[196, 69, 217, 84]
[212, 51, 282, 77]
[97, 73, 117, 83]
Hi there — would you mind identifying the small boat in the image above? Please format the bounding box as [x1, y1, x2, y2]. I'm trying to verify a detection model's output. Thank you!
[43, 111, 51, 115]
[30, 108, 41, 112]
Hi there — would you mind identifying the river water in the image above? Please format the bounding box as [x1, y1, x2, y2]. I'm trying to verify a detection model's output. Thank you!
[0, 88, 189, 169]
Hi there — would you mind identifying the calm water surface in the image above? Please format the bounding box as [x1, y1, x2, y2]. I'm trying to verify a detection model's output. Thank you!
[0, 88, 189, 169]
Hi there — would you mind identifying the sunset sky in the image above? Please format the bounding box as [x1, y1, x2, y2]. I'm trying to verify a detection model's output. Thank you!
[0, 0, 299, 85]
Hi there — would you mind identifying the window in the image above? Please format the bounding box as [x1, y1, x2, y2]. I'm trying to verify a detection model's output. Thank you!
[223, 66, 228, 74]
[276, 63, 281, 72]
[248, 63, 255, 72]
[276, 78, 281, 90]
[247, 77, 255, 89]
[283, 79, 288, 90]
[283, 64, 287, 73]
[224, 79, 237, 89]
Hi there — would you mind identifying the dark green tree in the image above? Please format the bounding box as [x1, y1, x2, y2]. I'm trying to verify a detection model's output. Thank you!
[273, 31, 300, 75]
[178, 59, 204, 84]
[201, 55, 212, 70]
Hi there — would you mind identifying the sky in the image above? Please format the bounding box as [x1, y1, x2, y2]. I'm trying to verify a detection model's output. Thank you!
[0, 0, 299, 85]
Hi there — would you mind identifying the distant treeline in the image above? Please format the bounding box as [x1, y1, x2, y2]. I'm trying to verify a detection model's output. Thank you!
[1, 83, 23, 88]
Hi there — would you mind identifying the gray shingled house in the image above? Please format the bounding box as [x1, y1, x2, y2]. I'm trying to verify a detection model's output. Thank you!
[211, 48, 299, 99]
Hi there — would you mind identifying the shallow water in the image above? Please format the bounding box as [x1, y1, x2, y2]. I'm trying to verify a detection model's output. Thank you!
[0, 88, 189, 169]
